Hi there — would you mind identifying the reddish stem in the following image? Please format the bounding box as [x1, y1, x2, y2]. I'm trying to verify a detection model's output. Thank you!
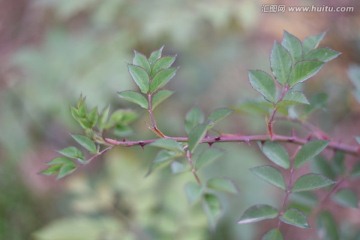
[104, 134, 359, 156]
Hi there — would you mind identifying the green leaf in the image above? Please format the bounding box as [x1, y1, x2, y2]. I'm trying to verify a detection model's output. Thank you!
[149, 139, 184, 153]
[207, 108, 233, 126]
[294, 140, 328, 168]
[202, 193, 222, 228]
[152, 90, 174, 110]
[71, 107, 80, 121]
[238, 204, 278, 224]
[133, 51, 151, 73]
[290, 192, 318, 210]
[250, 165, 286, 190]
[351, 162, 360, 178]
[185, 107, 204, 134]
[292, 173, 335, 192]
[185, 182, 202, 204]
[282, 91, 309, 105]
[128, 64, 149, 94]
[117, 90, 148, 109]
[87, 107, 99, 128]
[40, 164, 62, 176]
[262, 228, 283, 240]
[148, 46, 164, 65]
[303, 32, 326, 53]
[356, 136, 360, 144]
[248, 70, 276, 103]
[270, 42, 292, 85]
[71, 135, 97, 154]
[170, 161, 187, 174]
[58, 147, 84, 161]
[261, 141, 290, 169]
[301, 92, 328, 119]
[106, 109, 138, 129]
[188, 123, 209, 153]
[207, 178, 238, 194]
[234, 99, 272, 115]
[280, 208, 309, 228]
[151, 55, 176, 76]
[288, 61, 324, 86]
[332, 188, 358, 208]
[98, 105, 110, 131]
[316, 211, 339, 240]
[146, 150, 180, 176]
[196, 147, 223, 170]
[47, 157, 73, 166]
[282, 31, 303, 62]
[331, 151, 345, 175]
[311, 156, 336, 180]
[305, 48, 340, 62]
[149, 67, 177, 93]
[57, 162, 77, 179]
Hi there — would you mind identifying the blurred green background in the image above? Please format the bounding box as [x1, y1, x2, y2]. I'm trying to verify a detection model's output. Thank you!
[1, 0, 360, 239]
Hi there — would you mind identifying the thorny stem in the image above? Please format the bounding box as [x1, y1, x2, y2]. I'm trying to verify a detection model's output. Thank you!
[186, 149, 202, 185]
[147, 93, 166, 138]
[104, 134, 360, 157]
[277, 146, 300, 228]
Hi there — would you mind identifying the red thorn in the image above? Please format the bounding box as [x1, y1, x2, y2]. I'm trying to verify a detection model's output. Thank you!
[208, 142, 213, 147]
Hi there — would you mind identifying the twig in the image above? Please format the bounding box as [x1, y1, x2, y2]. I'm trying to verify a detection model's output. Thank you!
[104, 134, 360, 156]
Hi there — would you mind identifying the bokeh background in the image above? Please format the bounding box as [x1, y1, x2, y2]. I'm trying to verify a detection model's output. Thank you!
[1, 0, 360, 239]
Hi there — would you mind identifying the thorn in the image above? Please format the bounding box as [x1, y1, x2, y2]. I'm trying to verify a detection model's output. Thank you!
[215, 137, 221, 141]
[208, 142, 213, 147]
[139, 141, 145, 149]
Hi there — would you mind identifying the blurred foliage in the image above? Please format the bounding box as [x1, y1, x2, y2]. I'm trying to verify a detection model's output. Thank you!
[0, 0, 360, 239]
